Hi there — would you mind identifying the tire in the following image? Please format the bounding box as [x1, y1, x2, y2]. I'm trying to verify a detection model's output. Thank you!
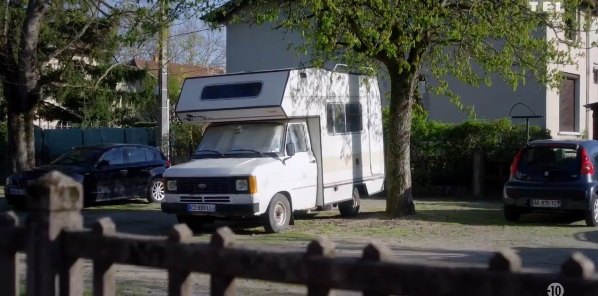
[585, 198, 598, 227]
[177, 215, 213, 232]
[339, 187, 361, 217]
[147, 177, 165, 203]
[263, 193, 291, 233]
[504, 205, 521, 222]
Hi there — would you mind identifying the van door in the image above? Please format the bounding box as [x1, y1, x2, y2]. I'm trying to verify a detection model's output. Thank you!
[285, 123, 318, 210]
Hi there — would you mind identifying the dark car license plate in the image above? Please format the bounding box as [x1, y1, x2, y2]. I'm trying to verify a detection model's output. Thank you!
[531, 199, 561, 208]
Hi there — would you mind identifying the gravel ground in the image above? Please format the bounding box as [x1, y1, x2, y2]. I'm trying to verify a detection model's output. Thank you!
[2, 190, 597, 295]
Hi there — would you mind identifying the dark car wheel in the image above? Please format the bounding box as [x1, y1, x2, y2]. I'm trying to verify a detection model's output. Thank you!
[585, 198, 598, 227]
[339, 187, 361, 217]
[263, 193, 291, 233]
[504, 205, 521, 222]
[147, 177, 165, 203]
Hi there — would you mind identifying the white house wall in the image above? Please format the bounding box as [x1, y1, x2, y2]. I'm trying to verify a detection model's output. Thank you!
[545, 13, 598, 139]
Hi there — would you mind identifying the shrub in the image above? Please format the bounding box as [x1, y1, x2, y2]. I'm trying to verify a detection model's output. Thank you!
[384, 108, 552, 195]
[170, 123, 204, 165]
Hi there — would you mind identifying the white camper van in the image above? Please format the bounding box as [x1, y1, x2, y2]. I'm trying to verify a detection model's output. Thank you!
[161, 68, 385, 233]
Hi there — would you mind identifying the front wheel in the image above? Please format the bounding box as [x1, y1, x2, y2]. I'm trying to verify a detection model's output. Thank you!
[147, 177, 165, 203]
[339, 187, 361, 217]
[263, 193, 291, 233]
[585, 198, 598, 227]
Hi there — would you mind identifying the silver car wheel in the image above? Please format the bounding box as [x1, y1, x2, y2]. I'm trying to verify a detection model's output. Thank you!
[594, 198, 598, 222]
[151, 180, 165, 201]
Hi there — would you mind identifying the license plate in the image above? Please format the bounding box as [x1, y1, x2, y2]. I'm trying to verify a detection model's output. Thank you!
[187, 204, 216, 212]
[531, 199, 561, 208]
[8, 188, 26, 195]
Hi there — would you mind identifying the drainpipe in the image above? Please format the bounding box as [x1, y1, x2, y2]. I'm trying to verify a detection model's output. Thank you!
[585, 10, 591, 139]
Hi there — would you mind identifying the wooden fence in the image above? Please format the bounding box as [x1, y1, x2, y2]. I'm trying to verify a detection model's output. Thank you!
[1, 171, 598, 296]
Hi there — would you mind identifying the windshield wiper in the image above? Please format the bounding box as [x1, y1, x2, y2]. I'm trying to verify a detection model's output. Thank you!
[194, 150, 224, 157]
[230, 149, 263, 156]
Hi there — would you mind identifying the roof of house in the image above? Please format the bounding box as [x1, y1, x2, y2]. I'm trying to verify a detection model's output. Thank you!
[129, 59, 224, 79]
[202, 0, 253, 24]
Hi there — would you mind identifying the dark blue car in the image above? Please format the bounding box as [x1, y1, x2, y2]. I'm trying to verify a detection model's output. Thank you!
[503, 139, 598, 226]
[4, 144, 169, 208]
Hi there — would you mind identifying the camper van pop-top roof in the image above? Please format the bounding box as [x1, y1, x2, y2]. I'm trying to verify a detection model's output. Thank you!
[175, 68, 381, 123]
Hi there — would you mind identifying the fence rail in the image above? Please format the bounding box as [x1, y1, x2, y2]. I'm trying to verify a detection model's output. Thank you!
[0, 171, 597, 296]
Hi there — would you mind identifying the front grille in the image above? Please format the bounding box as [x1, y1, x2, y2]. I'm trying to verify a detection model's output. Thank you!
[174, 178, 237, 194]
[180, 196, 231, 203]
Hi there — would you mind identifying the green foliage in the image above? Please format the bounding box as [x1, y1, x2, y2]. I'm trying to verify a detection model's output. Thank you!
[170, 123, 204, 164]
[385, 108, 552, 191]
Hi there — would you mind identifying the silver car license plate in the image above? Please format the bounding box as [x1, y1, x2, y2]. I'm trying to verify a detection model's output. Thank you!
[531, 199, 561, 208]
[187, 204, 216, 212]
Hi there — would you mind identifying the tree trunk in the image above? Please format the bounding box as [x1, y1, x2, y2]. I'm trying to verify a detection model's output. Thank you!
[2, 0, 49, 173]
[385, 68, 419, 217]
[7, 107, 35, 173]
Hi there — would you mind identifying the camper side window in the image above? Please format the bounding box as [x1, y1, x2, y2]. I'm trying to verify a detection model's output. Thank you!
[326, 103, 362, 135]
[286, 124, 309, 152]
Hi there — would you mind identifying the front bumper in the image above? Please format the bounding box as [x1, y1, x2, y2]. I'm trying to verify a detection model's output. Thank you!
[161, 202, 259, 217]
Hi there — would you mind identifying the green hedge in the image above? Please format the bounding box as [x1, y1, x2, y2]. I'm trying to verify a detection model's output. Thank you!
[0, 121, 7, 183]
[384, 108, 552, 194]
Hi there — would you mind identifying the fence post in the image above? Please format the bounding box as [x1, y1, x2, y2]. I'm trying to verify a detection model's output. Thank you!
[26, 171, 83, 296]
[168, 224, 194, 296]
[93, 217, 117, 296]
[210, 227, 236, 296]
[561, 252, 595, 278]
[306, 236, 335, 296]
[0, 212, 20, 296]
[488, 249, 521, 272]
[362, 242, 392, 296]
[472, 149, 485, 198]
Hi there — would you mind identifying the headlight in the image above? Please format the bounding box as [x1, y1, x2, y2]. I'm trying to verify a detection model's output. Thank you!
[236, 179, 248, 191]
[166, 180, 177, 191]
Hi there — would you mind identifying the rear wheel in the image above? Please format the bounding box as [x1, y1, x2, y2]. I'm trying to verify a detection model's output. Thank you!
[504, 205, 521, 222]
[147, 178, 165, 203]
[339, 187, 361, 217]
[585, 198, 598, 227]
[263, 193, 291, 233]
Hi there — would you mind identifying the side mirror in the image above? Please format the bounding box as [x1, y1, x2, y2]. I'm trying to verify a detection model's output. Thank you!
[96, 160, 109, 168]
[286, 143, 296, 157]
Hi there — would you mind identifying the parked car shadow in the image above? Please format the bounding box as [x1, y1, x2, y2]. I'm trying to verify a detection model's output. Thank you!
[574, 230, 598, 245]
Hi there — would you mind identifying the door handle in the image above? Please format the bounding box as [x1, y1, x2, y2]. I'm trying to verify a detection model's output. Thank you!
[120, 169, 128, 175]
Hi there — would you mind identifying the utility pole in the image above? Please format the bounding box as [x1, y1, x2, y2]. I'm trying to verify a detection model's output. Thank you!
[158, 0, 170, 158]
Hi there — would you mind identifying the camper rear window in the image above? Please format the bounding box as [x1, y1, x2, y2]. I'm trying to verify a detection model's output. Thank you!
[201, 82, 263, 100]
[326, 103, 363, 135]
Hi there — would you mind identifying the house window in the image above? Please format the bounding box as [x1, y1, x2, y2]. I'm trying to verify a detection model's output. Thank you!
[326, 103, 363, 135]
[559, 76, 577, 132]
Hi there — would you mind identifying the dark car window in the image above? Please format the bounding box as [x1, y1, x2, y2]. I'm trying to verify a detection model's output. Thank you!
[126, 147, 147, 164]
[51, 147, 104, 166]
[517, 146, 580, 182]
[100, 148, 125, 166]
[145, 149, 156, 161]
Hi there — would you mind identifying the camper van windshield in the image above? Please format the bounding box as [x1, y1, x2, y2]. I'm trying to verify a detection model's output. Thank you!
[193, 123, 284, 158]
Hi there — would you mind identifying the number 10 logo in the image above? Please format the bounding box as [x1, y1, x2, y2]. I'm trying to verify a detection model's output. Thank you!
[547, 283, 564, 296]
